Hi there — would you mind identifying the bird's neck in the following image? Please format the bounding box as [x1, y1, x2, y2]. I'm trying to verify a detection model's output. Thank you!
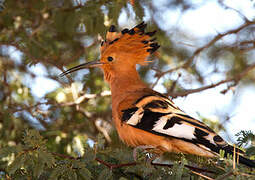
[108, 68, 147, 102]
[104, 67, 148, 130]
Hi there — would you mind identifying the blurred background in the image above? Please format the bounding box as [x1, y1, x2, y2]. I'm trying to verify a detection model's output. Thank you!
[0, 0, 255, 179]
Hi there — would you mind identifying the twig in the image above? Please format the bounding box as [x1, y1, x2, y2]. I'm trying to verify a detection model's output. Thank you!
[95, 157, 216, 174]
[169, 73, 181, 92]
[151, 65, 183, 88]
[233, 144, 236, 169]
[191, 170, 215, 180]
[151, 20, 255, 88]
[168, 78, 234, 98]
[168, 62, 255, 98]
[51, 152, 78, 160]
[216, 170, 234, 180]
[11, 102, 51, 113]
[11, 90, 111, 114]
[95, 158, 137, 170]
[94, 119, 112, 143]
[218, 0, 250, 22]
[151, 162, 215, 174]
[183, 20, 254, 68]
[44, 151, 218, 177]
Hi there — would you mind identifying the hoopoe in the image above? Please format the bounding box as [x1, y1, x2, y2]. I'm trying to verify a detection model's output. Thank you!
[60, 22, 255, 167]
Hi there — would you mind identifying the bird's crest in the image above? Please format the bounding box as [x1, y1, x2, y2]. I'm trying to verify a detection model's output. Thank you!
[100, 22, 160, 65]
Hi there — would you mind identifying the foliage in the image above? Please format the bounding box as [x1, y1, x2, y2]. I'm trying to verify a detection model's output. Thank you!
[236, 130, 255, 158]
[1, 129, 255, 179]
[0, 0, 255, 179]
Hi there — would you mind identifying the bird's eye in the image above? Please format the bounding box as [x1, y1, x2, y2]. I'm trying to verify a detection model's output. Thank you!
[107, 56, 114, 62]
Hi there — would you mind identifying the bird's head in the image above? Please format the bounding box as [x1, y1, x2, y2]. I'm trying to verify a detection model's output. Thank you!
[60, 22, 160, 82]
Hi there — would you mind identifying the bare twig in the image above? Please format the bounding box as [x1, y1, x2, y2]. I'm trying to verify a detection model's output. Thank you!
[213, 40, 255, 54]
[51, 152, 78, 160]
[218, 0, 250, 22]
[11, 102, 51, 113]
[95, 157, 216, 174]
[151, 20, 255, 88]
[95, 158, 137, 170]
[168, 62, 255, 98]
[191, 170, 215, 180]
[94, 119, 112, 143]
[11, 90, 111, 113]
[183, 20, 254, 68]
[216, 170, 234, 180]
[233, 144, 236, 169]
[151, 162, 215, 174]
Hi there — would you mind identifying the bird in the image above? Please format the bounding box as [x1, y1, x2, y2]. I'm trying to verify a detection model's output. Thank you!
[60, 22, 255, 168]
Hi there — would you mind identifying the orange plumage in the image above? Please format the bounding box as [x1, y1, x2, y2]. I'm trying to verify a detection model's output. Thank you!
[60, 22, 255, 167]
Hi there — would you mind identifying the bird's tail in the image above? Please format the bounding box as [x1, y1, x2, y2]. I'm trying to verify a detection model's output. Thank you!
[221, 145, 255, 168]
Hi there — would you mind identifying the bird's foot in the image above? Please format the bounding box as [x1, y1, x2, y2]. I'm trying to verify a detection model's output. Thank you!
[133, 145, 155, 161]
[145, 152, 159, 165]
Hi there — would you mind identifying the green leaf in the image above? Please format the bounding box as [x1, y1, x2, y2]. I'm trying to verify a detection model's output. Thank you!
[49, 166, 64, 180]
[7, 154, 25, 175]
[65, 12, 79, 35]
[34, 159, 44, 178]
[66, 169, 77, 180]
[38, 150, 55, 167]
[23, 129, 46, 148]
[119, 177, 128, 180]
[172, 157, 186, 180]
[78, 168, 92, 180]
[96, 133, 106, 150]
[236, 130, 255, 147]
[0, 146, 18, 158]
[97, 168, 112, 180]
[246, 146, 255, 156]
[82, 148, 95, 164]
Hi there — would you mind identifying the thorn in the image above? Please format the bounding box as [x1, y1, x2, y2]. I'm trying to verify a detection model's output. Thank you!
[109, 25, 116, 32]
[145, 30, 157, 37]
[121, 28, 129, 34]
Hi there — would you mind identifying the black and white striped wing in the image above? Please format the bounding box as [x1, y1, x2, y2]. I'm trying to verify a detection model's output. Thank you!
[121, 94, 228, 153]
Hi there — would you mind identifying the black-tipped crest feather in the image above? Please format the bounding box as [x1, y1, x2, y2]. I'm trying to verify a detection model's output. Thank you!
[109, 25, 116, 32]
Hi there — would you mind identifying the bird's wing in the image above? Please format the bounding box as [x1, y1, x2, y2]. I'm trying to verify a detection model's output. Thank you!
[120, 91, 230, 154]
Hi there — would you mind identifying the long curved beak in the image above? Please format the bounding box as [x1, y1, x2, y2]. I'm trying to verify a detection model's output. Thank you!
[59, 60, 103, 77]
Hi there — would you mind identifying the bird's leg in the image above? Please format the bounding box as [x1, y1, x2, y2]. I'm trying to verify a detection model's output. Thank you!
[133, 145, 155, 161]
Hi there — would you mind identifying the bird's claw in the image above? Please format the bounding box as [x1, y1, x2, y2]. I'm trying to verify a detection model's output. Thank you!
[133, 145, 155, 161]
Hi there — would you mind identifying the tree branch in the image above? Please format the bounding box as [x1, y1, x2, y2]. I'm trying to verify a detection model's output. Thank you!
[168, 62, 255, 98]
[150, 162, 215, 174]
[95, 157, 215, 174]
[51, 152, 78, 160]
[95, 158, 137, 170]
[152, 20, 255, 87]
[183, 20, 255, 68]
[191, 170, 214, 180]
